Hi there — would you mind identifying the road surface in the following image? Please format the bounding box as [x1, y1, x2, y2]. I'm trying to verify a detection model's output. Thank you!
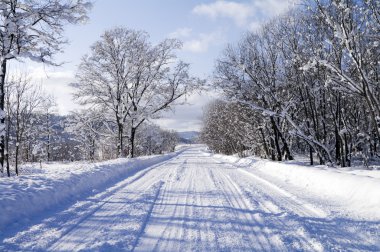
[1, 146, 379, 251]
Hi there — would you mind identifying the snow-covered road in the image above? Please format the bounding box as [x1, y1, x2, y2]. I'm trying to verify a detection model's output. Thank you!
[1, 146, 380, 251]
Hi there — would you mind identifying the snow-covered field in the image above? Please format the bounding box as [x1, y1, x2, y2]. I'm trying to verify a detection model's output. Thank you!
[1, 145, 380, 251]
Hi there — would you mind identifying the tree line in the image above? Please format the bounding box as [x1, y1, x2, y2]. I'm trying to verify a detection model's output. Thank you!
[2, 75, 179, 177]
[201, 0, 380, 167]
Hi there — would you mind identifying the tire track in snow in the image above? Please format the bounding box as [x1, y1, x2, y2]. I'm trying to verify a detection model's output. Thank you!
[198, 167, 220, 251]
[46, 157, 180, 251]
[218, 166, 324, 251]
[134, 153, 231, 251]
[211, 167, 286, 251]
[5, 155, 181, 251]
[131, 180, 165, 252]
[214, 159, 328, 251]
[148, 159, 188, 251]
[5, 146, 379, 251]
[133, 158, 190, 251]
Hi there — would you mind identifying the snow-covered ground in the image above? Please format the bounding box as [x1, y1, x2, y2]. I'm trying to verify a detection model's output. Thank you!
[211, 153, 380, 221]
[0, 150, 186, 233]
[1, 145, 379, 251]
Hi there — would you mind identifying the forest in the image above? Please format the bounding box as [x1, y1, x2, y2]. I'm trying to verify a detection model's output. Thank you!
[201, 0, 380, 167]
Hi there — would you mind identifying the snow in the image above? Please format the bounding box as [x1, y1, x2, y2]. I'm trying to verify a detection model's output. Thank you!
[0, 149, 186, 232]
[211, 153, 380, 221]
[1, 145, 380, 251]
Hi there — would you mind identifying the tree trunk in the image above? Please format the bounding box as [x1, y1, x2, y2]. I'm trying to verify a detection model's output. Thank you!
[91, 138, 95, 161]
[15, 144, 19, 176]
[6, 152, 10, 177]
[47, 135, 51, 161]
[278, 128, 293, 160]
[117, 123, 124, 157]
[129, 127, 136, 158]
[46, 113, 51, 161]
[348, 140, 352, 167]
[5, 111, 10, 177]
[259, 128, 270, 159]
[299, 86, 313, 165]
[270, 117, 282, 161]
[335, 127, 341, 165]
[344, 133, 350, 167]
[270, 137, 276, 161]
[309, 145, 314, 165]
[340, 136, 346, 168]
[0, 59, 7, 173]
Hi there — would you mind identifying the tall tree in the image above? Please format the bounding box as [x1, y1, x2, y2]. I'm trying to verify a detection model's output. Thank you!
[74, 27, 199, 158]
[206, 0, 379, 166]
[0, 0, 91, 171]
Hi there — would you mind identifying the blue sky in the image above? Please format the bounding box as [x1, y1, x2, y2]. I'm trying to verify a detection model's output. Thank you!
[20, 0, 293, 131]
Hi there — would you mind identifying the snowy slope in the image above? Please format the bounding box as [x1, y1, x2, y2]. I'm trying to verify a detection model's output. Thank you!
[211, 153, 380, 221]
[0, 150, 186, 231]
[0, 145, 379, 251]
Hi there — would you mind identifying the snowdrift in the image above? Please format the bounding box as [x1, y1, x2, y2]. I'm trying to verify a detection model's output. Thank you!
[211, 153, 380, 220]
[0, 150, 185, 230]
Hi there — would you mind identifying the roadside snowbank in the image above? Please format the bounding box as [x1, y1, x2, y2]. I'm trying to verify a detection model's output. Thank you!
[211, 153, 380, 220]
[0, 150, 184, 230]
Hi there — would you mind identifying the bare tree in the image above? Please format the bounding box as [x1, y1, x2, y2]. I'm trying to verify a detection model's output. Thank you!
[135, 123, 178, 156]
[0, 0, 91, 171]
[75, 27, 200, 158]
[39, 95, 58, 162]
[305, 0, 380, 141]
[6, 74, 43, 175]
[66, 109, 105, 161]
[207, 0, 379, 167]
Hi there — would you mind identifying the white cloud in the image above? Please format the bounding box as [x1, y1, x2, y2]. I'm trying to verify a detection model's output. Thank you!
[192, 0, 294, 29]
[8, 63, 78, 115]
[169, 27, 193, 39]
[252, 0, 294, 16]
[30, 67, 77, 115]
[183, 31, 224, 53]
[193, 1, 253, 27]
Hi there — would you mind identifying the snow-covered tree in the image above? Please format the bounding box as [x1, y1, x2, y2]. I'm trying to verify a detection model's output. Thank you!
[39, 95, 58, 162]
[6, 74, 43, 175]
[200, 100, 259, 157]
[74, 27, 199, 158]
[135, 122, 178, 156]
[66, 109, 106, 161]
[0, 0, 92, 170]
[206, 0, 380, 167]
[307, 0, 380, 131]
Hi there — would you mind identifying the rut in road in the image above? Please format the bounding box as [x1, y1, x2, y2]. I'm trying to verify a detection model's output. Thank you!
[134, 149, 317, 251]
[1, 146, 380, 251]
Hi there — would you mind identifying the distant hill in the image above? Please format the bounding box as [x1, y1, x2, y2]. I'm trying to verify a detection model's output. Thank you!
[177, 131, 199, 144]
